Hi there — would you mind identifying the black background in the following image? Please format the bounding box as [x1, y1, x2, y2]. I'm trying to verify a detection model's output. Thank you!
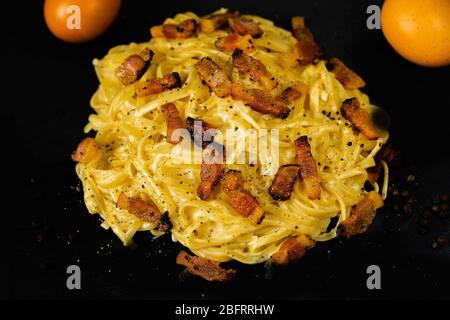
[2, 0, 449, 300]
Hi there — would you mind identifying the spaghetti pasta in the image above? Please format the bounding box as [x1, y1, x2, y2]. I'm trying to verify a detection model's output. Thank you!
[74, 9, 389, 267]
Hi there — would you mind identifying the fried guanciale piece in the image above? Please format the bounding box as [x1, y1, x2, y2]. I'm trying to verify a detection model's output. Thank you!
[269, 165, 301, 201]
[294, 41, 324, 66]
[197, 146, 224, 200]
[291, 16, 323, 65]
[227, 191, 266, 224]
[327, 57, 366, 90]
[367, 144, 401, 184]
[276, 87, 302, 105]
[220, 171, 266, 225]
[116, 193, 171, 232]
[228, 17, 263, 38]
[161, 103, 184, 144]
[377, 144, 401, 167]
[291, 16, 314, 42]
[215, 33, 256, 54]
[294, 136, 321, 200]
[150, 19, 197, 39]
[220, 170, 244, 192]
[135, 72, 182, 97]
[271, 234, 315, 265]
[176, 250, 236, 282]
[195, 57, 232, 98]
[197, 162, 224, 200]
[231, 84, 290, 118]
[339, 191, 384, 238]
[232, 48, 277, 90]
[115, 48, 154, 85]
[341, 98, 380, 140]
[72, 137, 100, 164]
[186, 117, 218, 149]
[366, 162, 382, 184]
[199, 11, 240, 33]
[198, 19, 216, 34]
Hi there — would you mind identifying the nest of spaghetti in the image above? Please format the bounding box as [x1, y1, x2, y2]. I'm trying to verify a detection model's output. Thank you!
[73, 9, 390, 282]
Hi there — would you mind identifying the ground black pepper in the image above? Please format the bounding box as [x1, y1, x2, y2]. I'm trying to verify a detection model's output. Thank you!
[392, 188, 399, 197]
[436, 235, 448, 246]
[403, 203, 412, 214]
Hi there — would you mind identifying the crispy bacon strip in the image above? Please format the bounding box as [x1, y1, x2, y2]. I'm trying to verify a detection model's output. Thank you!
[227, 191, 266, 224]
[341, 98, 380, 140]
[211, 11, 240, 27]
[228, 17, 263, 38]
[197, 162, 224, 200]
[271, 234, 315, 265]
[294, 136, 321, 200]
[269, 165, 300, 201]
[72, 138, 100, 164]
[232, 48, 277, 90]
[340, 191, 384, 238]
[199, 11, 240, 33]
[176, 250, 235, 282]
[377, 144, 401, 167]
[115, 48, 154, 85]
[197, 146, 224, 200]
[117, 193, 160, 222]
[177, 19, 198, 38]
[366, 162, 382, 184]
[292, 17, 314, 42]
[294, 41, 323, 66]
[150, 19, 197, 39]
[220, 171, 265, 225]
[135, 72, 182, 97]
[186, 117, 218, 149]
[116, 193, 130, 211]
[327, 57, 365, 90]
[291, 17, 323, 65]
[215, 33, 256, 54]
[150, 24, 176, 39]
[231, 84, 290, 119]
[162, 103, 184, 144]
[195, 57, 231, 98]
[220, 170, 244, 192]
[198, 19, 216, 34]
[367, 144, 401, 184]
[116, 193, 171, 232]
[276, 87, 302, 105]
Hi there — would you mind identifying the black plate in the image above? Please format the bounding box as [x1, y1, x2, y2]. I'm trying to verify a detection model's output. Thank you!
[3, 0, 450, 299]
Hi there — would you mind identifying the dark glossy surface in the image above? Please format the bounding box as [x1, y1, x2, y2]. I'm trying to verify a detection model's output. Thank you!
[3, 0, 449, 299]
